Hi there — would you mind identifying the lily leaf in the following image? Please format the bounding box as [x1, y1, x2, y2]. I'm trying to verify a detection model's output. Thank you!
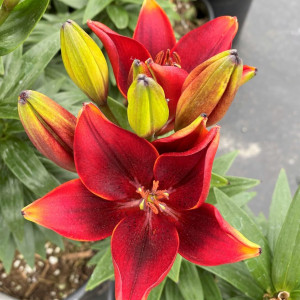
[0, 0, 49, 56]
[0, 138, 60, 197]
[210, 172, 229, 188]
[272, 186, 300, 291]
[268, 169, 292, 252]
[214, 188, 273, 292]
[197, 269, 222, 300]
[148, 279, 166, 300]
[168, 254, 182, 283]
[86, 248, 114, 291]
[163, 279, 182, 300]
[83, 0, 113, 22]
[106, 5, 129, 29]
[212, 150, 239, 175]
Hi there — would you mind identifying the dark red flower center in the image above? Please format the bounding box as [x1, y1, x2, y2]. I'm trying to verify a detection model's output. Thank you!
[154, 49, 181, 67]
[136, 180, 169, 214]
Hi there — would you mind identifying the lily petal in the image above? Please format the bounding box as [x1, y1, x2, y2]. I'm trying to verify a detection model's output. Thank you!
[22, 179, 135, 241]
[74, 103, 158, 200]
[153, 127, 219, 209]
[177, 203, 261, 265]
[172, 16, 238, 72]
[240, 65, 257, 86]
[112, 212, 179, 300]
[88, 21, 151, 97]
[147, 61, 188, 120]
[152, 115, 208, 154]
[133, 0, 176, 58]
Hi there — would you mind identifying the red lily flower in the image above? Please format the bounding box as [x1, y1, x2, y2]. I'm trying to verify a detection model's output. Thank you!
[22, 103, 260, 300]
[87, 0, 252, 128]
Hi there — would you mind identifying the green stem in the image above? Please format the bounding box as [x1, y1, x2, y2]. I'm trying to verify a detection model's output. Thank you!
[0, 0, 19, 26]
[100, 104, 119, 126]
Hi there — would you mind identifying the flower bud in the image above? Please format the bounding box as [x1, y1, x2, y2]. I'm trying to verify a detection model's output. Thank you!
[61, 20, 109, 106]
[240, 65, 257, 86]
[127, 74, 169, 138]
[175, 50, 243, 130]
[18, 90, 76, 172]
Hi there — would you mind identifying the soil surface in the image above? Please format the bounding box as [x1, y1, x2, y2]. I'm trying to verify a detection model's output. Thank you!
[0, 241, 94, 300]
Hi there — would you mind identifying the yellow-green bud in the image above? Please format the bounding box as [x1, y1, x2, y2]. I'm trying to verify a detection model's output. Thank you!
[61, 20, 109, 106]
[127, 74, 169, 138]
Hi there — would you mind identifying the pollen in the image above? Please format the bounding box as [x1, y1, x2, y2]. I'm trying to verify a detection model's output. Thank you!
[136, 180, 169, 214]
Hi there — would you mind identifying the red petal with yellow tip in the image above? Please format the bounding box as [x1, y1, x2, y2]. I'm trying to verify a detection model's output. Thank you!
[88, 21, 151, 97]
[153, 127, 219, 209]
[172, 16, 238, 72]
[240, 65, 257, 86]
[152, 115, 208, 154]
[147, 61, 188, 120]
[112, 212, 179, 300]
[133, 0, 176, 58]
[74, 103, 159, 200]
[22, 179, 136, 241]
[177, 203, 261, 265]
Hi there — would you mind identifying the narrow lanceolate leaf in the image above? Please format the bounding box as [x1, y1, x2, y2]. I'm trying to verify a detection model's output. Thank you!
[168, 254, 182, 283]
[163, 279, 182, 300]
[219, 176, 260, 197]
[231, 191, 257, 207]
[268, 169, 292, 252]
[1, 234, 16, 273]
[197, 269, 222, 300]
[148, 279, 166, 300]
[214, 189, 273, 292]
[0, 174, 24, 240]
[201, 262, 264, 299]
[83, 0, 113, 22]
[178, 260, 204, 300]
[14, 221, 35, 267]
[210, 172, 229, 188]
[272, 187, 300, 291]
[0, 139, 60, 197]
[212, 150, 239, 175]
[0, 31, 60, 100]
[86, 248, 114, 291]
[0, 0, 49, 56]
[106, 5, 129, 29]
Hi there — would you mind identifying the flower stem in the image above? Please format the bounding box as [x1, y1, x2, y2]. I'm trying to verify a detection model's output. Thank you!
[100, 104, 119, 126]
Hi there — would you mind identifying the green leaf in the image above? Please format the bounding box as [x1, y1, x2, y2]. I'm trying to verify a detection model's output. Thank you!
[0, 0, 50, 56]
[219, 176, 260, 197]
[197, 269, 222, 300]
[38, 226, 64, 250]
[88, 238, 111, 266]
[212, 150, 239, 175]
[83, 0, 113, 22]
[86, 248, 114, 291]
[0, 173, 24, 240]
[14, 221, 35, 267]
[178, 260, 203, 300]
[163, 279, 182, 300]
[210, 172, 229, 188]
[148, 279, 166, 300]
[57, 0, 88, 9]
[106, 5, 129, 29]
[0, 31, 60, 100]
[0, 56, 4, 75]
[34, 226, 47, 260]
[1, 234, 16, 273]
[290, 290, 300, 300]
[0, 101, 19, 119]
[0, 138, 60, 197]
[168, 254, 182, 283]
[214, 189, 273, 292]
[108, 96, 132, 132]
[272, 187, 300, 291]
[231, 191, 256, 207]
[268, 169, 292, 252]
[0, 215, 11, 260]
[201, 262, 264, 299]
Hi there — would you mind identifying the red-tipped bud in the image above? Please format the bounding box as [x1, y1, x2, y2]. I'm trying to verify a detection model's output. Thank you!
[175, 50, 243, 130]
[18, 90, 76, 172]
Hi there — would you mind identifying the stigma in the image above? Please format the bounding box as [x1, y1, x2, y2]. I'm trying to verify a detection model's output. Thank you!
[136, 180, 169, 214]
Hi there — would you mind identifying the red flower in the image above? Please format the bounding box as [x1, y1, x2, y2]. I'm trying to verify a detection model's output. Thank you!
[22, 103, 260, 300]
[87, 0, 252, 129]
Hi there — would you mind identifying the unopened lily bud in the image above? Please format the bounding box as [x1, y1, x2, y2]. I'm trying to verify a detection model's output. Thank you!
[61, 20, 109, 106]
[240, 65, 257, 86]
[18, 90, 76, 172]
[175, 50, 243, 130]
[127, 74, 169, 138]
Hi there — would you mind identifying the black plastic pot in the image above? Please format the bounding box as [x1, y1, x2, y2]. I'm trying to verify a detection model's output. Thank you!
[208, 0, 253, 40]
